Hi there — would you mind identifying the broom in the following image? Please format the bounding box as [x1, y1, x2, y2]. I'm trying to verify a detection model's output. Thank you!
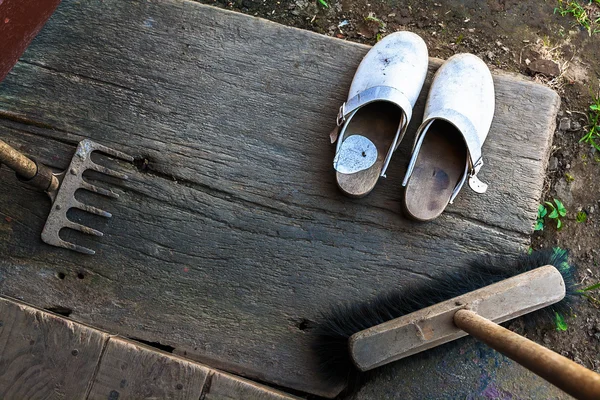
[312, 249, 600, 399]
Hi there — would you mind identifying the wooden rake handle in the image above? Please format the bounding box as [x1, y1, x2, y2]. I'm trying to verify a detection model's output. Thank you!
[0, 139, 59, 192]
[454, 309, 600, 400]
[0, 139, 37, 178]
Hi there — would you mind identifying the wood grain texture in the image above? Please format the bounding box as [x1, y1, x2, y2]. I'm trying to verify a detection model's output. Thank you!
[88, 337, 209, 400]
[0, 296, 108, 400]
[0, 0, 559, 397]
[204, 371, 302, 400]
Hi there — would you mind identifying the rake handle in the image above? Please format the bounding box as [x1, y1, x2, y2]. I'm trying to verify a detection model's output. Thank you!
[0, 139, 59, 192]
[0, 139, 37, 178]
[454, 309, 600, 400]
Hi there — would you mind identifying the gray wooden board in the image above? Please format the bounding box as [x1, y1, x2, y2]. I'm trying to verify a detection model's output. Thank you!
[88, 337, 209, 400]
[0, 0, 559, 397]
[0, 296, 108, 399]
[205, 371, 303, 400]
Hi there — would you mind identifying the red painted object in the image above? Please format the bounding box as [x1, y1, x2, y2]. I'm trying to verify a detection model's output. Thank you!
[0, 0, 61, 82]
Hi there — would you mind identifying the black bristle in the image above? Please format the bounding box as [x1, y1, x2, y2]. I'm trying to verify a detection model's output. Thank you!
[311, 249, 581, 388]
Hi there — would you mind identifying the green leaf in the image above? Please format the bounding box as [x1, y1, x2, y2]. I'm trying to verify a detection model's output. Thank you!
[555, 312, 568, 331]
[554, 199, 567, 216]
[318, 0, 329, 7]
[557, 218, 562, 230]
[565, 173, 574, 182]
[534, 221, 544, 231]
[538, 204, 547, 218]
[582, 282, 600, 292]
[545, 201, 555, 211]
[527, 247, 533, 255]
[548, 208, 559, 219]
[591, 104, 600, 111]
[576, 211, 587, 223]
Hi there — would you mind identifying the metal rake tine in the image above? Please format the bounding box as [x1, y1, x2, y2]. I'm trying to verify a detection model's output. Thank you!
[61, 239, 96, 255]
[79, 139, 134, 162]
[75, 201, 112, 218]
[81, 181, 119, 199]
[89, 162, 129, 180]
[67, 221, 104, 237]
[94, 144, 135, 162]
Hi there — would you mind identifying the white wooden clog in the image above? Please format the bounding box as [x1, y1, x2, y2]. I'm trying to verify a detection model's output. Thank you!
[332, 32, 428, 197]
[402, 53, 495, 221]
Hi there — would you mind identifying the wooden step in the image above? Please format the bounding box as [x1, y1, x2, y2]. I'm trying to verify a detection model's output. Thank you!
[0, 296, 300, 400]
[0, 0, 559, 397]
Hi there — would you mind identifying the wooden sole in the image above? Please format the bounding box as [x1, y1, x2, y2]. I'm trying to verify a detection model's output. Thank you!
[335, 102, 402, 197]
[403, 120, 467, 221]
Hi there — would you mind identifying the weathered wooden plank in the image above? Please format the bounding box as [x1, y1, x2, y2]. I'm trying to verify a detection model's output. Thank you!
[0, 0, 560, 397]
[87, 337, 209, 400]
[204, 371, 302, 400]
[0, 296, 108, 400]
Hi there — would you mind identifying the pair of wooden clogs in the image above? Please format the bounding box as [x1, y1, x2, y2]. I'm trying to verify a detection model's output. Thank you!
[332, 32, 495, 221]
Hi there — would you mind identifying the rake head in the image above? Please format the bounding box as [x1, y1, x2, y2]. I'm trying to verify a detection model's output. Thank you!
[41, 139, 133, 255]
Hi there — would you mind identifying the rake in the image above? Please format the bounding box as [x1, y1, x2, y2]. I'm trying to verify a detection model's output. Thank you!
[0, 138, 133, 255]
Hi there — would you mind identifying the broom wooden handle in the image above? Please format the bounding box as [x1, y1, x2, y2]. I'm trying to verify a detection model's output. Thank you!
[454, 309, 600, 400]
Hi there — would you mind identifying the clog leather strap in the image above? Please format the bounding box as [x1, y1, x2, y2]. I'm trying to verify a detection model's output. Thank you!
[337, 86, 413, 129]
[403, 109, 488, 201]
[332, 85, 413, 178]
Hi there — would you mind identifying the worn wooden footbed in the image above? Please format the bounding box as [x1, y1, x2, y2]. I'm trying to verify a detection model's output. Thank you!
[403, 120, 467, 221]
[336, 102, 402, 197]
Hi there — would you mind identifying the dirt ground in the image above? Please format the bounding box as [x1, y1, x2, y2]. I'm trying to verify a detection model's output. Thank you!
[207, 0, 600, 386]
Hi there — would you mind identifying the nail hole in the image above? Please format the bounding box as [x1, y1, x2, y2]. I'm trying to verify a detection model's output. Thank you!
[71, 349, 79, 356]
[77, 272, 85, 279]
[292, 318, 313, 331]
[57, 272, 66, 280]
[361, 151, 366, 157]
[133, 157, 151, 172]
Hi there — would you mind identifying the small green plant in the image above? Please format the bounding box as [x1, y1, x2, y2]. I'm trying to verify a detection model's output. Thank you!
[555, 0, 600, 35]
[317, 0, 328, 8]
[582, 282, 600, 292]
[576, 210, 588, 222]
[365, 13, 386, 28]
[565, 172, 575, 182]
[546, 199, 567, 229]
[578, 282, 600, 305]
[555, 312, 568, 331]
[535, 204, 547, 231]
[536, 199, 567, 230]
[580, 91, 600, 150]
